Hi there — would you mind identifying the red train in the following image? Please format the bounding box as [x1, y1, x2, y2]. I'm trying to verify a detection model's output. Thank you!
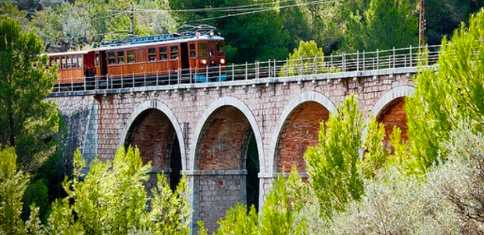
[48, 27, 226, 88]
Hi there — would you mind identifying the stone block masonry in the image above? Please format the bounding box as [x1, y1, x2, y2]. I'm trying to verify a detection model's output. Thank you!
[51, 67, 417, 233]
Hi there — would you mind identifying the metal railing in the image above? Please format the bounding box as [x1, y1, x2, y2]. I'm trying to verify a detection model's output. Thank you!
[51, 45, 440, 93]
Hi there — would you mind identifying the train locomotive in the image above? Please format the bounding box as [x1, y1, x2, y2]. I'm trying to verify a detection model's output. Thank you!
[48, 26, 227, 89]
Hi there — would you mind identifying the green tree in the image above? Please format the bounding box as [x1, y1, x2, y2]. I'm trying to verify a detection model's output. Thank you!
[46, 147, 190, 234]
[426, 0, 483, 45]
[279, 40, 326, 76]
[0, 16, 60, 171]
[343, 0, 418, 51]
[406, 9, 484, 172]
[169, 0, 291, 63]
[305, 95, 365, 220]
[0, 147, 42, 235]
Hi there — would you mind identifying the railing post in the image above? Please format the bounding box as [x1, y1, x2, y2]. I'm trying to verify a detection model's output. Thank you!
[189, 67, 193, 84]
[273, 59, 276, 78]
[362, 51, 366, 70]
[330, 54, 333, 68]
[393, 47, 396, 68]
[70, 77, 73, 92]
[256, 61, 259, 79]
[132, 73, 135, 88]
[342, 53, 346, 72]
[168, 69, 171, 85]
[177, 68, 181, 84]
[409, 45, 413, 67]
[144, 72, 146, 86]
[218, 64, 221, 81]
[206, 65, 209, 82]
[356, 51, 359, 72]
[245, 62, 248, 80]
[84, 77, 86, 91]
[121, 74, 124, 88]
[376, 49, 379, 70]
[268, 59, 271, 78]
[232, 63, 235, 81]
[156, 71, 159, 85]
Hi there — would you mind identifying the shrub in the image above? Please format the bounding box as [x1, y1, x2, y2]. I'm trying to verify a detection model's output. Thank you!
[323, 125, 483, 234]
[305, 95, 365, 220]
[44, 147, 190, 234]
[406, 9, 484, 172]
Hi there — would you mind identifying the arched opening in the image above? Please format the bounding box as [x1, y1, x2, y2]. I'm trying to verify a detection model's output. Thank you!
[276, 101, 330, 173]
[194, 106, 260, 232]
[376, 97, 408, 143]
[124, 108, 182, 191]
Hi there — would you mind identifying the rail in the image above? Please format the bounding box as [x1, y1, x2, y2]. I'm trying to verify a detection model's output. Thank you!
[51, 45, 440, 94]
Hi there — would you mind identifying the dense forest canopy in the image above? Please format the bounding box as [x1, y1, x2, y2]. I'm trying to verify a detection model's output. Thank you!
[2, 0, 482, 62]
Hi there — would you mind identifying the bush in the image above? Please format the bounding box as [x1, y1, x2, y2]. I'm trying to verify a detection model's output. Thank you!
[305, 95, 365, 220]
[406, 9, 484, 172]
[22, 179, 49, 222]
[323, 125, 483, 234]
[0, 147, 42, 234]
[44, 147, 190, 234]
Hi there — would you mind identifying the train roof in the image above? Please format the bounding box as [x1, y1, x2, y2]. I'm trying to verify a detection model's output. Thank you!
[47, 50, 89, 57]
[47, 33, 224, 57]
[95, 34, 224, 51]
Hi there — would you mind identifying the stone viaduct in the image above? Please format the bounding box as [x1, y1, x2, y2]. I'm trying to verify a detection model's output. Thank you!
[50, 67, 416, 232]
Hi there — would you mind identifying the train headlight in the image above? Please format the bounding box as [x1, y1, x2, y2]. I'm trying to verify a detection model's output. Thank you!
[201, 59, 207, 65]
[220, 58, 226, 64]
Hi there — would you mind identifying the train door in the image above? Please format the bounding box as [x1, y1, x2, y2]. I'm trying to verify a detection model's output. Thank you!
[180, 43, 189, 70]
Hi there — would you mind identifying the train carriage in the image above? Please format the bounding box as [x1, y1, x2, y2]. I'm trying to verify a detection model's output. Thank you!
[48, 29, 226, 89]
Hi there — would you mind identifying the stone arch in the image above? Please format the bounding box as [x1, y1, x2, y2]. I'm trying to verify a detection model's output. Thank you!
[270, 91, 337, 175]
[190, 97, 264, 171]
[120, 100, 186, 189]
[189, 97, 264, 233]
[371, 86, 415, 141]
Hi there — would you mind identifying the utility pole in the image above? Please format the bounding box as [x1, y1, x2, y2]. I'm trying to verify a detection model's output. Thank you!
[129, 2, 134, 37]
[418, 0, 425, 47]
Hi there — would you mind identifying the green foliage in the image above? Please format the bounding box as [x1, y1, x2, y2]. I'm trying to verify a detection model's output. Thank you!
[215, 204, 258, 235]
[0, 147, 29, 234]
[29, 0, 177, 51]
[426, 0, 483, 45]
[213, 169, 310, 235]
[45, 147, 190, 234]
[0, 16, 60, 172]
[406, 9, 484, 172]
[22, 179, 49, 222]
[259, 169, 309, 235]
[0, 147, 42, 235]
[343, 0, 418, 51]
[279, 40, 328, 76]
[360, 119, 387, 178]
[323, 125, 483, 234]
[305, 95, 365, 220]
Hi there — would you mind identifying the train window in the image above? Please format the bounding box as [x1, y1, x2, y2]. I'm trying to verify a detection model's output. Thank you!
[198, 44, 207, 58]
[108, 52, 116, 64]
[61, 57, 66, 69]
[78, 56, 83, 68]
[159, 47, 167, 60]
[117, 51, 125, 64]
[127, 51, 136, 63]
[56, 58, 61, 67]
[95, 54, 100, 66]
[189, 44, 196, 58]
[170, 46, 178, 59]
[148, 48, 156, 62]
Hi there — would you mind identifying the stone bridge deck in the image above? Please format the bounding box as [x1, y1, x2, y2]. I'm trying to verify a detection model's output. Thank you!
[51, 58, 431, 232]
